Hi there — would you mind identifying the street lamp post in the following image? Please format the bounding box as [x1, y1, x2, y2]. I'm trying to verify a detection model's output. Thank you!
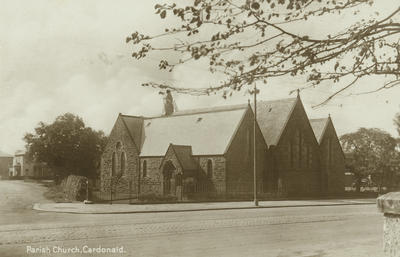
[253, 83, 259, 207]
[84, 178, 93, 204]
[86, 179, 89, 201]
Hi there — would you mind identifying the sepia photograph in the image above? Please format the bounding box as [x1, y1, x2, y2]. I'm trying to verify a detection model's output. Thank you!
[1, 0, 400, 256]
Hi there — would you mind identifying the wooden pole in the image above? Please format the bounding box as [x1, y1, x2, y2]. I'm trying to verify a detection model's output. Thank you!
[254, 83, 259, 207]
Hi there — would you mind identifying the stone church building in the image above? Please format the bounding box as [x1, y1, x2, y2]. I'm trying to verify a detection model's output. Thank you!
[100, 92, 345, 200]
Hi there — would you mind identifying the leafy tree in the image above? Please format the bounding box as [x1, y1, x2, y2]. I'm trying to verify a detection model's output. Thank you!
[340, 128, 399, 193]
[127, 0, 400, 105]
[24, 113, 107, 180]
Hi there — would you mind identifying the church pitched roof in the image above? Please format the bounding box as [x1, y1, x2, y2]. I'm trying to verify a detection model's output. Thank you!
[120, 96, 304, 156]
[170, 144, 197, 170]
[256, 97, 298, 146]
[138, 105, 248, 156]
[120, 115, 144, 151]
[309, 118, 329, 144]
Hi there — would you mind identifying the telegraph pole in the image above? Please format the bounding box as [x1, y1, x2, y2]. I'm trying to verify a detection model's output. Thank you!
[253, 83, 259, 207]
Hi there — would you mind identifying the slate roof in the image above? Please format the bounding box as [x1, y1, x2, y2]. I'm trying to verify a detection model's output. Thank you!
[309, 118, 329, 144]
[139, 106, 248, 156]
[0, 150, 12, 158]
[120, 96, 302, 156]
[256, 97, 298, 146]
[120, 115, 144, 150]
[169, 144, 197, 170]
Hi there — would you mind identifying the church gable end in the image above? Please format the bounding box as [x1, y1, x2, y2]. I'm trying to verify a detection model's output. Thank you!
[225, 107, 267, 196]
[319, 117, 345, 194]
[100, 115, 140, 194]
[270, 97, 322, 196]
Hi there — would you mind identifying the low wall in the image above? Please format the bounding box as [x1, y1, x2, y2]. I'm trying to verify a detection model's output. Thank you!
[377, 192, 400, 257]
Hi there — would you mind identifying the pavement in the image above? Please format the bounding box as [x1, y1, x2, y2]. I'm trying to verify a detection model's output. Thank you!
[33, 198, 377, 214]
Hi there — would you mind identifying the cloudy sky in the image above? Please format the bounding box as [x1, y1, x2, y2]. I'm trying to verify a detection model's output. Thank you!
[1, 0, 399, 155]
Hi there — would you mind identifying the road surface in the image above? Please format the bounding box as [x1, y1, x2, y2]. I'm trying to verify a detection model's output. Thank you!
[0, 180, 383, 257]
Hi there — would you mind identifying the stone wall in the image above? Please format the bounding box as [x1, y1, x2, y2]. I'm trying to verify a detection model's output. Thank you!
[197, 156, 226, 194]
[139, 157, 163, 195]
[100, 115, 139, 194]
[383, 214, 400, 257]
[377, 192, 400, 257]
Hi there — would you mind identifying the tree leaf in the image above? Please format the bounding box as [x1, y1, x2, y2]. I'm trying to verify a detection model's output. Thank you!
[160, 10, 167, 19]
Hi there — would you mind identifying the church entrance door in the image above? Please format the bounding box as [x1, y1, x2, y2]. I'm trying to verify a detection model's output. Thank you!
[163, 161, 175, 195]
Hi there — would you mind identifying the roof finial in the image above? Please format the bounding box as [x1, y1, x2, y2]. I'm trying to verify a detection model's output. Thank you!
[296, 88, 300, 98]
[248, 99, 250, 106]
[328, 113, 331, 118]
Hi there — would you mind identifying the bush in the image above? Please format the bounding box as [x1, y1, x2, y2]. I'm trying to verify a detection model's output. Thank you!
[62, 175, 88, 201]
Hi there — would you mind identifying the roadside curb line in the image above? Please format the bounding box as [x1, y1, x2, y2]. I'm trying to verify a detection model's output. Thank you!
[33, 202, 376, 215]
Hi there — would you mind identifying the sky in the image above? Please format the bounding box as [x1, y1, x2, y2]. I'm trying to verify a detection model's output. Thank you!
[1, 0, 399, 155]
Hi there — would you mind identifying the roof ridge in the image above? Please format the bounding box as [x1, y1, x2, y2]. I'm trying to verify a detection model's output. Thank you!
[171, 144, 192, 148]
[145, 104, 248, 119]
[119, 114, 145, 119]
[259, 97, 297, 104]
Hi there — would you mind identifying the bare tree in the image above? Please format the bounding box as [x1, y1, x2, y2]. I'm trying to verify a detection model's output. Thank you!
[127, 0, 400, 105]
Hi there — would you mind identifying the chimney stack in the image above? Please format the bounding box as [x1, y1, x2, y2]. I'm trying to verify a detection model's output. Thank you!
[163, 90, 174, 116]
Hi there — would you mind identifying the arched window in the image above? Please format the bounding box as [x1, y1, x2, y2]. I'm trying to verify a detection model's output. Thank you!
[116, 141, 122, 150]
[298, 130, 302, 168]
[207, 159, 213, 179]
[120, 152, 126, 174]
[176, 173, 182, 186]
[294, 129, 302, 168]
[246, 128, 251, 159]
[142, 160, 147, 178]
[327, 137, 332, 167]
[111, 152, 117, 176]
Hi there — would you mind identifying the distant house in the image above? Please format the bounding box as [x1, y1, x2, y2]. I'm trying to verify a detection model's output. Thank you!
[11, 150, 33, 177]
[10, 150, 52, 179]
[0, 150, 13, 180]
[100, 92, 345, 200]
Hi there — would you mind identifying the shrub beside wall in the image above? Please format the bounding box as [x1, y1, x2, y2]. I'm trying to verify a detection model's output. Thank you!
[61, 175, 87, 201]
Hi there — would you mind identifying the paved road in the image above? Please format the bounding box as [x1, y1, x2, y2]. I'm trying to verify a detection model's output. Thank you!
[0, 180, 384, 257]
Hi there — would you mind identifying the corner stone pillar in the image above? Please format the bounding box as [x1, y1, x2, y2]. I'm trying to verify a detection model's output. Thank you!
[377, 192, 400, 257]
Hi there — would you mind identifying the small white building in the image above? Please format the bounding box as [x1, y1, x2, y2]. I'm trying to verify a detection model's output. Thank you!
[11, 150, 33, 177]
[10, 150, 53, 178]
